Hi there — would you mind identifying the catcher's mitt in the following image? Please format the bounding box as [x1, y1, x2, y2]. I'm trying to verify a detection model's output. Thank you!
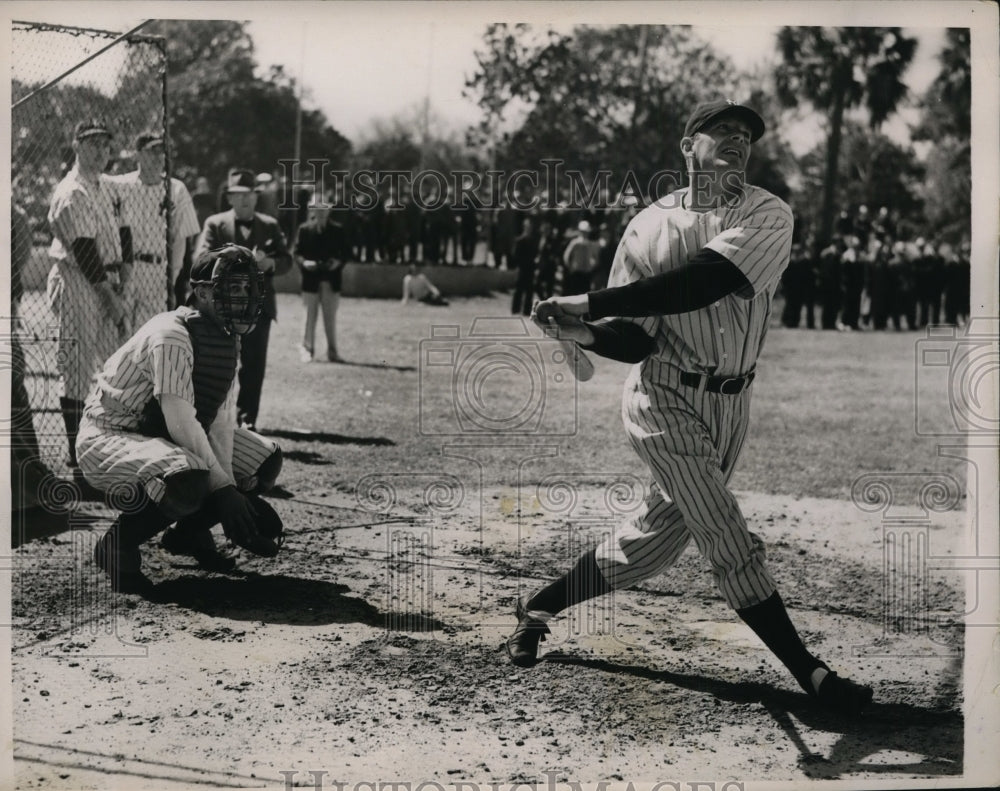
[211, 486, 283, 558]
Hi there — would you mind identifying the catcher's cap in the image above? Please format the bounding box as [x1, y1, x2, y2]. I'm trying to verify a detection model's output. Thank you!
[74, 119, 112, 142]
[227, 169, 257, 193]
[189, 244, 258, 285]
[134, 131, 164, 152]
[684, 99, 765, 143]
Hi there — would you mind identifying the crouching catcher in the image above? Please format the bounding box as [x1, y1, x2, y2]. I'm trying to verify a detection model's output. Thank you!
[78, 244, 284, 594]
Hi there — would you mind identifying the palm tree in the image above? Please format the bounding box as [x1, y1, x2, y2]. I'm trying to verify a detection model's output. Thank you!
[775, 27, 916, 252]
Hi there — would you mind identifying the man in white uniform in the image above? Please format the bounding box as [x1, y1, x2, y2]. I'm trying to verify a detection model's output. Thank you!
[507, 100, 873, 717]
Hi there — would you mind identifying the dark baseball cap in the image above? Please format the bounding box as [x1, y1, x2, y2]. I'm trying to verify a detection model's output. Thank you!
[190, 244, 257, 285]
[684, 100, 765, 143]
[74, 119, 112, 141]
[134, 132, 164, 152]
[227, 169, 257, 193]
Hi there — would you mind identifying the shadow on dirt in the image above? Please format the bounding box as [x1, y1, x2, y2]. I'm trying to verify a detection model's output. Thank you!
[260, 428, 395, 446]
[11, 508, 103, 548]
[546, 654, 963, 777]
[331, 359, 416, 372]
[147, 572, 447, 633]
[281, 450, 334, 465]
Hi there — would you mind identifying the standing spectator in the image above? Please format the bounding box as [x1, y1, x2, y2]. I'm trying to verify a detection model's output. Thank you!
[191, 176, 215, 229]
[840, 235, 865, 331]
[817, 236, 843, 330]
[459, 195, 480, 265]
[913, 237, 945, 328]
[780, 240, 810, 328]
[404, 188, 424, 263]
[943, 239, 970, 326]
[591, 225, 616, 291]
[46, 119, 128, 470]
[868, 236, 894, 330]
[534, 219, 561, 301]
[423, 187, 451, 265]
[383, 190, 409, 265]
[107, 132, 201, 325]
[255, 172, 279, 218]
[872, 205, 896, 242]
[562, 220, 600, 296]
[853, 204, 872, 247]
[510, 217, 540, 316]
[490, 200, 516, 269]
[295, 198, 348, 362]
[197, 169, 292, 430]
[887, 238, 916, 330]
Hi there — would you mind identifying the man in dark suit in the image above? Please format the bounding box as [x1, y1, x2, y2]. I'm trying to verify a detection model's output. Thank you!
[196, 169, 292, 430]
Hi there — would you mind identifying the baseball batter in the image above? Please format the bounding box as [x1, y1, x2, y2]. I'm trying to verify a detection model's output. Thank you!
[107, 132, 201, 328]
[507, 100, 873, 715]
[47, 119, 129, 469]
[77, 244, 284, 594]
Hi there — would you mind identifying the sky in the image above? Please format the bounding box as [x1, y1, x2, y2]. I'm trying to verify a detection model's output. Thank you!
[243, 10, 947, 156]
[4, 1, 963, 158]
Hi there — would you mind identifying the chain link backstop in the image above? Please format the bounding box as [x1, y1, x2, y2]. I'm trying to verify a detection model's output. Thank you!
[9, 21, 169, 491]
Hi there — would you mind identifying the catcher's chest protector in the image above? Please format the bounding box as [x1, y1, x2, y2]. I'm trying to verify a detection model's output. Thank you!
[183, 312, 240, 429]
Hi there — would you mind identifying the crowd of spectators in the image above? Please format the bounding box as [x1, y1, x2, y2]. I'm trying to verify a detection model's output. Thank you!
[781, 204, 971, 331]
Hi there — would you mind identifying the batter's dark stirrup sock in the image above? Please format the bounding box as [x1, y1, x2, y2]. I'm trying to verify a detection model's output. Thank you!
[737, 591, 823, 694]
[525, 549, 612, 616]
[59, 397, 84, 467]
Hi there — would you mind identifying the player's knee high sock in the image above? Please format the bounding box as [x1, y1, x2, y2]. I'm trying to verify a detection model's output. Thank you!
[525, 549, 612, 617]
[59, 397, 84, 467]
[736, 591, 824, 694]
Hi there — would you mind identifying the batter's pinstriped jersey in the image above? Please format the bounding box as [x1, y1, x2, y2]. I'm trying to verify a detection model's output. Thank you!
[48, 167, 122, 265]
[83, 307, 236, 433]
[607, 185, 794, 377]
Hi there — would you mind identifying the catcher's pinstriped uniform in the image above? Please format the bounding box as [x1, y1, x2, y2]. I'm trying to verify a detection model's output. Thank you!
[594, 184, 792, 608]
[77, 306, 278, 503]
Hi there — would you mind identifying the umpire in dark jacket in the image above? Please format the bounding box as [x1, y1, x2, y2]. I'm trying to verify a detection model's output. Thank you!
[196, 169, 292, 430]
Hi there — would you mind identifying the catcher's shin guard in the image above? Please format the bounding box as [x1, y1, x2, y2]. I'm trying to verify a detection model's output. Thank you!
[59, 397, 84, 467]
[94, 496, 172, 594]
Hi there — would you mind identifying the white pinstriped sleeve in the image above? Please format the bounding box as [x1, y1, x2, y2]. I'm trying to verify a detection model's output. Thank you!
[172, 180, 201, 239]
[50, 184, 97, 243]
[603, 214, 660, 339]
[705, 193, 793, 293]
[149, 338, 195, 403]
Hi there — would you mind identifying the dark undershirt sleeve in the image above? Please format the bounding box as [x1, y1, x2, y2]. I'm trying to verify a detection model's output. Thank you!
[587, 248, 753, 319]
[70, 238, 107, 285]
[580, 318, 656, 363]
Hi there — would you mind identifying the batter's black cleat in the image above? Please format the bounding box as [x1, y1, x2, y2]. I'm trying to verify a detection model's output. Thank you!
[160, 524, 236, 573]
[812, 666, 874, 716]
[505, 599, 552, 667]
[93, 530, 153, 595]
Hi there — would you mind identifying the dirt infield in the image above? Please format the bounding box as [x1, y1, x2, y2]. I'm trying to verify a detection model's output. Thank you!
[9, 294, 974, 788]
[11, 482, 964, 787]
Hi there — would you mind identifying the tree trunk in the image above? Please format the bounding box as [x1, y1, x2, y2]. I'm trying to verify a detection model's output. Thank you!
[818, 66, 848, 255]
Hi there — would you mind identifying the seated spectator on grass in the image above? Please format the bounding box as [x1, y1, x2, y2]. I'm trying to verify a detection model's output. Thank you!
[401, 264, 448, 306]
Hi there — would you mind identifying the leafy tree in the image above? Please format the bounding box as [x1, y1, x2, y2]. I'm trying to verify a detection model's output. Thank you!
[465, 24, 751, 199]
[134, 20, 351, 188]
[913, 28, 970, 242]
[774, 27, 917, 250]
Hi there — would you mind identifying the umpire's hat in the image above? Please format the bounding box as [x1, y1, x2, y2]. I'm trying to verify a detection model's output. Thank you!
[684, 99, 765, 143]
[227, 169, 257, 193]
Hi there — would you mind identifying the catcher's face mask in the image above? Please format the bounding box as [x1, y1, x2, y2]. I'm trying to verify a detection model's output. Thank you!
[191, 245, 264, 336]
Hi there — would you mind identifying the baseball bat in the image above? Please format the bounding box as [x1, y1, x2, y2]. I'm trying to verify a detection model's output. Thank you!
[547, 318, 595, 382]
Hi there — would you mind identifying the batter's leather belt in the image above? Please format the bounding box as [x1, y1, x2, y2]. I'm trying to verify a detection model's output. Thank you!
[679, 370, 755, 395]
[135, 253, 164, 264]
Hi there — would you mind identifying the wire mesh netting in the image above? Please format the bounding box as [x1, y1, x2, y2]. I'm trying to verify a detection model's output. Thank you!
[9, 21, 169, 486]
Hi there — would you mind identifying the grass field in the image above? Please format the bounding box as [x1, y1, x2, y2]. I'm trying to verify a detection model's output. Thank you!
[259, 292, 966, 508]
